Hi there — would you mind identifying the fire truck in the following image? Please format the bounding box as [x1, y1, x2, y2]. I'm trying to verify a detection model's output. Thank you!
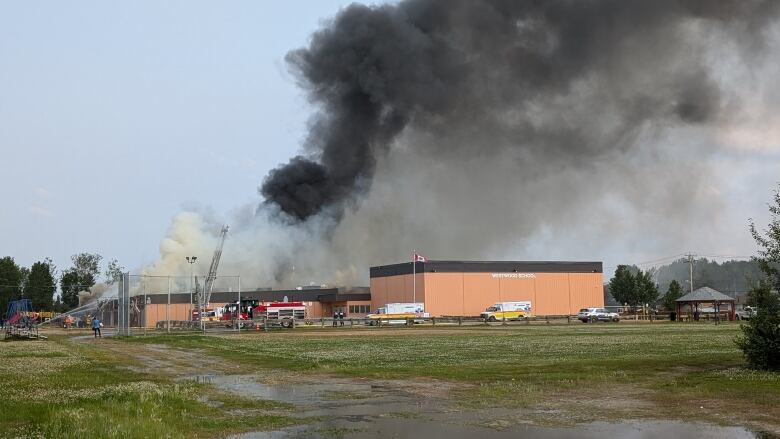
[253, 302, 306, 328]
[221, 302, 250, 323]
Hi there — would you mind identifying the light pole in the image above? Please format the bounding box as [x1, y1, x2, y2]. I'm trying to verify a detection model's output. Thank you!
[186, 256, 197, 321]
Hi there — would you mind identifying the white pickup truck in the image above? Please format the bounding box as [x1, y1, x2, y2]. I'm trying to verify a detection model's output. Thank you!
[735, 306, 757, 321]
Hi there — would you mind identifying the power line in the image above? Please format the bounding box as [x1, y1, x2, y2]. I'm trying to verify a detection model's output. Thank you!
[697, 254, 754, 260]
[633, 253, 689, 267]
[634, 253, 755, 268]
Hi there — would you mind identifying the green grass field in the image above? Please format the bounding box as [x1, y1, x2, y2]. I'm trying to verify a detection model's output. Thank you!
[129, 323, 780, 428]
[3, 323, 779, 436]
[0, 336, 296, 439]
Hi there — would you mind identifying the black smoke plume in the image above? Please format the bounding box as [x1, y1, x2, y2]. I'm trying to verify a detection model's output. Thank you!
[261, 0, 779, 222]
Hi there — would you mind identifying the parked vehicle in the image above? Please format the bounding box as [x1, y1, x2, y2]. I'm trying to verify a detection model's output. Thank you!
[735, 306, 757, 321]
[481, 301, 532, 322]
[191, 308, 223, 322]
[221, 302, 249, 324]
[253, 302, 306, 328]
[366, 303, 429, 326]
[577, 308, 620, 323]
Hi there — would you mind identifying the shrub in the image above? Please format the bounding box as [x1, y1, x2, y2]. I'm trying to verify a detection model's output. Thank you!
[735, 281, 780, 371]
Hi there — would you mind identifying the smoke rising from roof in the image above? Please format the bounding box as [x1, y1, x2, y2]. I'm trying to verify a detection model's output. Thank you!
[260, 0, 779, 222]
[147, 1, 780, 288]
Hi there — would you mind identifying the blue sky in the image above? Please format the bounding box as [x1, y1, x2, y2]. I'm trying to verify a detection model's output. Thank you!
[0, 1, 356, 272]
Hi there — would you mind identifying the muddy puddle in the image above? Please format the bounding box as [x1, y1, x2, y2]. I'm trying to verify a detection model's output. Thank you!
[187, 374, 442, 417]
[232, 420, 762, 439]
[184, 374, 764, 439]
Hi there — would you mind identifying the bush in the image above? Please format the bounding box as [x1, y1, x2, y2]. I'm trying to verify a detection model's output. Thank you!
[735, 281, 780, 371]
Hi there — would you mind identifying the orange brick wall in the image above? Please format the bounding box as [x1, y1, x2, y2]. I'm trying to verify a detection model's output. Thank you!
[370, 273, 426, 314]
[371, 271, 603, 317]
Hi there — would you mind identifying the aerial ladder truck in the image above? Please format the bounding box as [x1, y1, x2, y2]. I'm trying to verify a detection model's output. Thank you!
[196, 225, 229, 329]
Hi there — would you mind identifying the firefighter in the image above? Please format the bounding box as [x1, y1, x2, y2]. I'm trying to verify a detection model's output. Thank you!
[91, 316, 102, 338]
[333, 310, 338, 327]
[339, 310, 345, 327]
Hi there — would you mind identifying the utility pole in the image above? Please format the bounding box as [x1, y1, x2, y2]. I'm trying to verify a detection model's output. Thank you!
[687, 253, 695, 293]
[186, 256, 197, 321]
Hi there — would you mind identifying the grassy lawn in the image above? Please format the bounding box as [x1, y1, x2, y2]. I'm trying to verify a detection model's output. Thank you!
[4, 324, 778, 436]
[127, 323, 780, 429]
[0, 336, 296, 439]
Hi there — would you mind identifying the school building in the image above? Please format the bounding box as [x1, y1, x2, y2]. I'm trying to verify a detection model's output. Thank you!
[139, 286, 371, 328]
[370, 260, 604, 316]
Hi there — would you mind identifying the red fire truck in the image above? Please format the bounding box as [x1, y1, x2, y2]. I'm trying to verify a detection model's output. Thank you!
[221, 302, 250, 322]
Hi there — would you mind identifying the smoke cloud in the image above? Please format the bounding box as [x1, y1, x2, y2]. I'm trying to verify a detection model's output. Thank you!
[261, 0, 779, 221]
[147, 0, 780, 288]
[78, 283, 112, 307]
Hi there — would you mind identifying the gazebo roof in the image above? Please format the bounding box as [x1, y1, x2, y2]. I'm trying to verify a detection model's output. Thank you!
[676, 286, 735, 302]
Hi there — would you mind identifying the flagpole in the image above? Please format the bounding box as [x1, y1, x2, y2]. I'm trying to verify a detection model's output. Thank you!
[412, 250, 416, 304]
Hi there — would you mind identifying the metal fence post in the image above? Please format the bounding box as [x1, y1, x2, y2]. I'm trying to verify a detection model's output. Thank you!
[143, 276, 147, 336]
[117, 274, 123, 335]
[237, 276, 241, 334]
[167, 276, 171, 333]
[116, 275, 121, 335]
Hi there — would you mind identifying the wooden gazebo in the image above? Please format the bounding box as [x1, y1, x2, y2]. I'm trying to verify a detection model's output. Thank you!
[676, 286, 736, 321]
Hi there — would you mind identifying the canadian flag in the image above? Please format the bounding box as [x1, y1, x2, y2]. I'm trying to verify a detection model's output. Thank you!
[413, 252, 428, 262]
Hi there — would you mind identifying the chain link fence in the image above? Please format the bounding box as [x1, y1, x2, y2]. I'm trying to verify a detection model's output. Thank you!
[113, 273, 242, 335]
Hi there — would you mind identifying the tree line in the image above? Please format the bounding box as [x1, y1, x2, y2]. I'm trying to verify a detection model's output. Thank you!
[607, 266, 666, 311]
[607, 258, 772, 310]
[0, 253, 124, 314]
[608, 183, 780, 371]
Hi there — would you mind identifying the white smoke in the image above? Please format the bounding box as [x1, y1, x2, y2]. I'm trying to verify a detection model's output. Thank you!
[77, 283, 116, 306]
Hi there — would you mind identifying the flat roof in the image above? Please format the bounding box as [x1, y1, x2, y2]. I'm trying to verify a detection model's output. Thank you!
[370, 260, 602, 278]
[143, 287, 370, 304]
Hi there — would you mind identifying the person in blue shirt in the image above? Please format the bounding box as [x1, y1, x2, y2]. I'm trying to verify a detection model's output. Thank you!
[91, 316, 101, 338]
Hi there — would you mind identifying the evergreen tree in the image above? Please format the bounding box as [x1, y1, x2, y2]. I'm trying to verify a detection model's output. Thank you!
[635, 270, 660, 308]
[609, 265, 637, 309]
[663, 280, 684, 311]
[735, 281, 780, 370]
[0, 256, 23, 316]
[736, 185, 780, 370]
[24, 260, 56, 311]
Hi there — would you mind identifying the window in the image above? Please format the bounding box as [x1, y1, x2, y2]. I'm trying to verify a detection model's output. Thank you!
[349, 305, 371, 314]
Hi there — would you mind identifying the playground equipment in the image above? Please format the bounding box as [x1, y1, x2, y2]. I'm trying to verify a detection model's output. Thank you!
[3, 299, 46, 340]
